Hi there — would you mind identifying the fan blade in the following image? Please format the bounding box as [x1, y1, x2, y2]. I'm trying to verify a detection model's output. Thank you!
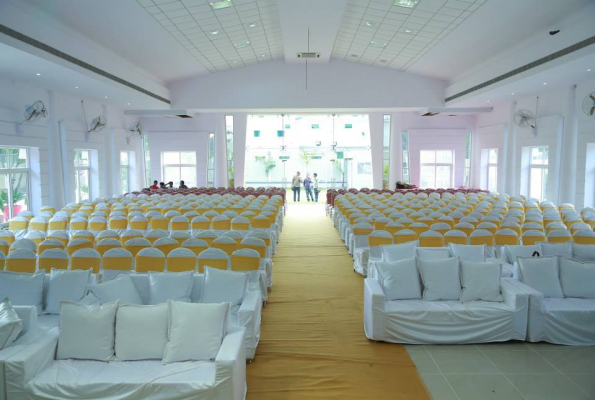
[591, 106, 594, 116]
[590, 94, 595, 102]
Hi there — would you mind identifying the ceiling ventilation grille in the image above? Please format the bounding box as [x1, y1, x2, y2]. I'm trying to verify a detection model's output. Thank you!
[0, 23, 171, 105]
[446, 35, 595, 103]
[297, 52, 320, 59]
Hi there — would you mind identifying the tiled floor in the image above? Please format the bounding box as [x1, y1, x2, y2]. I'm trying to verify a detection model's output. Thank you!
[406, 342, 595, 400]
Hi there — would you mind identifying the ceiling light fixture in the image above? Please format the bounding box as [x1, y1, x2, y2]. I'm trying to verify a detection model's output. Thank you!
[370, 41, 387, 48]
[234, 41, 250, 48]
[209, 0, 233, 10]
[247, 22, 258, 28]
[260, 54, 266, 57]
[403, 28, 417, 34]
[231, 59, 238, 63]
[36, 73, 41, 76]
[75, 86, 79, 89]
[365, 21, 377, 27]
[393, 0, 419, 9]
[209, 30, 219, 35]
[486, 100, 490, 103]
[587, 68, 592, 72]
[127, 102, 131, 106]
[511, 92, 515, 95]
[543, 82, 547, 85]
[104, 96, 108, 99]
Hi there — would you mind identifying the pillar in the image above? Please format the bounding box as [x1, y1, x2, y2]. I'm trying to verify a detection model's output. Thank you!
[558, 84, 578, 205]
[46, 90, 65, 208]
[213, 114, 227, 188]
[233, 113, 247, 188]
[389, 113, 403, 189]
[369, 113, 384, 190]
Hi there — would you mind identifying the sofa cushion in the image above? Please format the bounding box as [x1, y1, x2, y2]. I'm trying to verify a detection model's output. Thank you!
[115, 304, 168, 361]
[449, 244, 486, 262]
[57, 300, 119, 361]
[571, 243, 595, 262]
[0, 271, 44, 313]
[376, 258, 421, 300]
[416, 248, 451, 260]
[163, 300, 229, 363]
[201, 267, 247, 307]
[503, 244, 540, 264]
[459, 262, 502, 302]
[0, 297, 23, 350]
[381, 242, 417, 263]
[539, 242, 572, 258]
[418, 257, 460, 301]
[148, 272, 193, 305]
[559, 258, 595, 299]
[518, 256, 563, 298]
[45, 269, 92, 314]
[88, 274, 143, 305]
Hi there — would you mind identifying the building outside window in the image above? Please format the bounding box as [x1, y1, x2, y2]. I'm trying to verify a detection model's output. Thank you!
[419, 150, 453, 189]
[74, 149, 91, 203]
[0, 147, 30, 222]
[120, 151, 130, 194]
[225, 116, 234, 187]
[207, 133, 215, 187]
[162, 151, 197, 188]
[382, 115, 391, 189]
[487, 148, 498, 193]
[529, 146, 548, 201]
[401, 131, 410, 183]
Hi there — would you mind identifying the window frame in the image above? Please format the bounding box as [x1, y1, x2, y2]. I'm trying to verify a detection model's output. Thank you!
[207, 133, 215, 188]
[486, 148, 498, 193]
[225, 115, 234, 188]
[74, 149, 91, 203]
[0, 146, 31, 221]
[401, 131, 410, 183]
[120, 151, 130, 194]
[161, 151, 197, 188]
[528, 146, 549, 201]
[382, 115, 391, 189]
[419, 149, 454, 189]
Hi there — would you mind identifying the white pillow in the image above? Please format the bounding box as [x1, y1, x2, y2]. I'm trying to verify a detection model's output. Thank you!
[78, 293, 101, 306]
[0, 271, 44, 313]
[57, 300, 119, 361]
[163, 300, 229, 363]
[45, 269, 92, 314]
[88, 274, 143, 305]
[416, 248, 451, 260]
[115, 304, 168, 360]
[375, 258, 421, 300]
[517, 256, 564, 298]
[539, 242, 573, 258]
[571, 243, 595, 262]
[449, 244, 486, 262]
[381, 242, 417, 263]
[459, 262, 503, 302]
[0, 298, 23, 350]
[503, 245, 540, 264]
[148, 272, 194, 305]
[201, 267, 247, 307]
[418, 257, 461, 301]
[559, 258, 595, 299]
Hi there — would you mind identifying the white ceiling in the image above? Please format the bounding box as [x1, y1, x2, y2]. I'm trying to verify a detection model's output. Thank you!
[332, 0, 485, 70]
[137, 0, 284, 72]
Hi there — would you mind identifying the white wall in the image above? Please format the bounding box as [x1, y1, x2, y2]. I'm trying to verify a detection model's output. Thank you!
[472, 124, 505, 191]
[0, 76, 142, 215]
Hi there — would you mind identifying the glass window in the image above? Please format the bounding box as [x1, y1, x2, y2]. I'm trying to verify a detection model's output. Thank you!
[357, 163, 372, 174]
[143, 135, 151, 187]
[0, 147, 30, 222]
[487, 148, 498, 193]
[225, 115, 234, 187]
[528, 146, 549, 200]
[162, 151, 197, 188]
[207, 133, 215, 188]
[120, 151, 130, 194]
[382, 115, 391, 189]
[402, 131, 410, 183]
[74, 149, 90, 203]
[419, 149, 454, 189]
[463, 132, 472, 187]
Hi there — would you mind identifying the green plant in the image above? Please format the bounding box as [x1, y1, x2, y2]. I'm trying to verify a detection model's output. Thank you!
[0, 188, 26, 211]
[300, 150, 312, 173]
[257, 154, 277, 182]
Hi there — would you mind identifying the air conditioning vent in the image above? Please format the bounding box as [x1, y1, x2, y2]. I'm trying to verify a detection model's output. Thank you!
[421, 112, 440, 116]
[124, 109, 195, 118]
[297, 52, 320, 59]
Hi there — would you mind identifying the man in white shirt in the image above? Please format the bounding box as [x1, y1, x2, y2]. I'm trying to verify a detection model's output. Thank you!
[313, 173, 320, 202]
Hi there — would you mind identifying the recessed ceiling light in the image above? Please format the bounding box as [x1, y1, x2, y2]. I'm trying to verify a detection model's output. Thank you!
[370, 41, 387, 48]
[511, 92, 515, 95]
[209, 0, 233, 10]
[127, 102, 131, 106]
[247, 22, 258, 28]
[104, 96, 108, 99]
[365, 21, 377, 27]
[234, 41, 250, 48]
[74, 86, 79, 89]
[36, 73, 41, 76]
[209, 30, 219, 35]
[260, 54, 266, 57]
[231, 59, 238, 63]
[403, 28, 417, 34]
[587, 68, 592, 72]
[543, 82, 547, 85]
[394, 0, 419, 8]
[486, 100, 490, 103]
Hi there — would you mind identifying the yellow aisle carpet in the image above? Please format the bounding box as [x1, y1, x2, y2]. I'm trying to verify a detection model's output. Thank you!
[246, 202, 429, 400]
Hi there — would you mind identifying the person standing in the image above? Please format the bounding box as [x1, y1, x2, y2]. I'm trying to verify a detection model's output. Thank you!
[313, 173, 320, 202]
[291, 172, 302, 202]
[304, 173, 313, 202]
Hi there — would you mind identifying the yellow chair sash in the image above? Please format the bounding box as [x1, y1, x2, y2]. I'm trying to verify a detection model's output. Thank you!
[39, 258, 68, 273]
[419, 237, 445, 247]
[231, 256, 260, 271]
[103, 257, 132, 271]
[368, 237, 392, 247]
[353, 228, 373, 236]
[135, 257, 165, 273]
[212, 243, 237, 256]
[170, 222, 189, 231]
[130, 221, 148, 230]
[154, 244, 178, 256]
[191, 221, 210, 230]
[239, 244, 266, 258]
[6, 259, 36, 273]
[72, 258, 101, 273]
[444, 237, 467, 245]
[470, 237, 495, 246]
[167, 258, 195, 272]
[198, 258, 228, 273]
[231, 223, 250, 231]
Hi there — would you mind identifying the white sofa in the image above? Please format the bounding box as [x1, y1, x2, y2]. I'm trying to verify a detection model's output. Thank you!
[364, 268, 529, 344]
[506, 256, 595, 346]
[4, 324, 246, 400]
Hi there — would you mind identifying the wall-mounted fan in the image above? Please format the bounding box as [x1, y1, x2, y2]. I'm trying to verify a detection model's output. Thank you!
[88, 115, 106, 133]
[514, 109, 537, 137]
[16, 100, 48, 134]
[126, 122, 142, 144]
[583, 92, 595, 117]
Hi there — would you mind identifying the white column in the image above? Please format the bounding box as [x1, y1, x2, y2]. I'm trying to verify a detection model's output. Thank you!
[233, 113, 247, 188]
[45, 90, 65, 208]
[389, 113, 402, 189]
[213, 114, 227, 188]
[559, 85, 578, 205]
[369, 113, 384, 189]
[504, 101, 517, 195]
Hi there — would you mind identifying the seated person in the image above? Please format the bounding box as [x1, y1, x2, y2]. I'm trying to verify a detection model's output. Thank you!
[159, 182, 166, 189]
[149, 180, 159, 190]
[179, 180, 188, 189]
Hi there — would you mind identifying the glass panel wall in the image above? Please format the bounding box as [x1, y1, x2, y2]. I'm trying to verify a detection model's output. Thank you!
[74, 149, 90, 203]
[382, 115, 391, 189]
[225, 115, 234, 187]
